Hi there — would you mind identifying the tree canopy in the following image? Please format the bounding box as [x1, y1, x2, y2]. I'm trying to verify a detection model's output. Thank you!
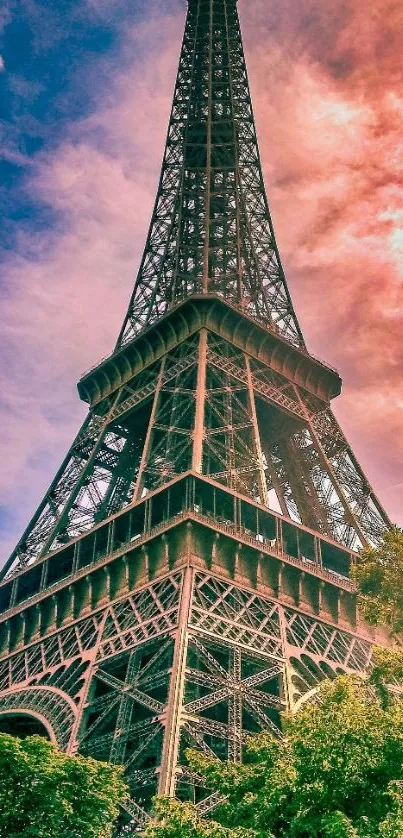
[352, 527, 403, 634]
[146, 671, 403, 838]
[0, 733, 127, 838]
[146, 528, 403, 838]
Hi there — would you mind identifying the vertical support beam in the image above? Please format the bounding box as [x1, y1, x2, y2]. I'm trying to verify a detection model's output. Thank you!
[68, 606, 110, 754]
[192, 329, 208, 473]
[228, 647, 242, 763]
[245, 355, 269, 506]
[133, 359, 166, 501]
[109, 649, 140, 765]
[38, 389, 123, 560]
[202, 0, 213, 292]
[158, 565, 194, 797]
[264, 452, 289, 517]
[278, 604, 294, 713]
[284, 436, 332, 533]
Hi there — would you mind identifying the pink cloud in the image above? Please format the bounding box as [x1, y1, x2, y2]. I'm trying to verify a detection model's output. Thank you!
[1, 0, 402, 562]
[0, 11, 181, 558]
[240, 0, 403, 523]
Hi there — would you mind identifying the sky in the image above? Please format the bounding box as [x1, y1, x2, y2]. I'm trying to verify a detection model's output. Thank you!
[0, 0, 402, 562]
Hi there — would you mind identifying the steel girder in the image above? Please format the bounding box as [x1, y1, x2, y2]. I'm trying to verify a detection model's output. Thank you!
[2, 0, 389, 576]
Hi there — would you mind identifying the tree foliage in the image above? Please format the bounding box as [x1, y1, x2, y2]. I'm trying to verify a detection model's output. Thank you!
[146, 673, 403, 838]
[146, 798, 252, 838]
[0, 733, 127, 838]
[352, 527, 403, 633]
[146, 530, 403, 837]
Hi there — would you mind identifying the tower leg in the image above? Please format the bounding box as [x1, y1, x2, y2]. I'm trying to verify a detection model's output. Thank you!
[158, 565, 194, 797]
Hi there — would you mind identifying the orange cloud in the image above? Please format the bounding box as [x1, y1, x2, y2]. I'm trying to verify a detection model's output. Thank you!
[241, 0, 403, 522]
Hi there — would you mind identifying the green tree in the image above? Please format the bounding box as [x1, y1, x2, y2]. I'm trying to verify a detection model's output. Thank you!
[146, 674, 403, 838]
[352, 527, 403, 634]
[146, 798, 253, 838]
[0, 733, 127, 838]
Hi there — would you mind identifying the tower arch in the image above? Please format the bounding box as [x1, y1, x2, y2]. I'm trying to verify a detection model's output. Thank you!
[0, 687, 76, 750]
[0, 709, 55, 742]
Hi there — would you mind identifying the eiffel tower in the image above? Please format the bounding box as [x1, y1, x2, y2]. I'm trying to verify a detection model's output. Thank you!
[0, 0, 392, 830]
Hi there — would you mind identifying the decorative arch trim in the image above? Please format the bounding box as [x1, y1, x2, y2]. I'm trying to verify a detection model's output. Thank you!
[0, 686, 77, 749]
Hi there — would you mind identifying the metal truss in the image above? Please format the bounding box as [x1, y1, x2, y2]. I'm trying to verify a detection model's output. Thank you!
[116, 0, 304, 348]
[0, 686, 76, 749]
[203, 333, 387, 548]
[3, 324, 389, 583]
[2, 0, 390, 579]
[190, 572, 283, 657]
[0, 567, 379, 828]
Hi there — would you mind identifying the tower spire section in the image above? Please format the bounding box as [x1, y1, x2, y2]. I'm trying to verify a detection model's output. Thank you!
[117, 0, 305, 349]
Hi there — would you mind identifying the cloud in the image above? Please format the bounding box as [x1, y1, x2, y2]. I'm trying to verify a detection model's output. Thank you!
[240, 0, 403, 523]
[1, 0, 402, 561]
[0, 9, 181, 558]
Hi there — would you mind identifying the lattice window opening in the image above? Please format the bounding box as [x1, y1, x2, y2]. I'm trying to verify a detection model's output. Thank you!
[31, 658, 90, 706]
[290, 654, 344, 707]
[184, 637, 283, 740]
[80, 640, 173, 755]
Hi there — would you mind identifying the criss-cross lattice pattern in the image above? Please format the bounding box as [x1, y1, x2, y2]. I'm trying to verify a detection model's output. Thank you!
[3, 311, 390, 580]
[0, 687, 76, 749]
[190, 572, 283, 656]
[98, 573, 182, 659]
[80, 641, 174, 818]
[2, 336, 199, 577]
[285, 608, 371, 671]
[117, 0, 304, 348]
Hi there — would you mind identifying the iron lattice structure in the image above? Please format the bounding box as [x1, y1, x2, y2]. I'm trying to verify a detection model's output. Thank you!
[0, 0, 392, 832]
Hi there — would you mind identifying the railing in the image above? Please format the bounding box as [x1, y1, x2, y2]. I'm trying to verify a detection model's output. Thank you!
[79, 294, 340, 382]
[1, 506, 355, 623]
[189, 510, 355, 591]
